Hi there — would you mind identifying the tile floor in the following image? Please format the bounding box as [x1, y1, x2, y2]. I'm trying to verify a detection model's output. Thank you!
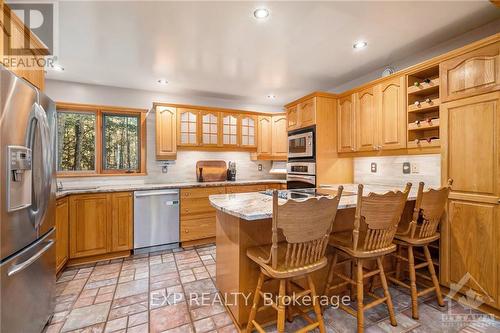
[44, 244, 500, 333]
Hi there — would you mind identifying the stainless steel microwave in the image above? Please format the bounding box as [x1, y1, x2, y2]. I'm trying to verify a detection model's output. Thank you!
[288, 129, 314, 160]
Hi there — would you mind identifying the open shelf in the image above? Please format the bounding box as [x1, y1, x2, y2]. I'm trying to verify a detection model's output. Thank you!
[407, 65, 441, 148]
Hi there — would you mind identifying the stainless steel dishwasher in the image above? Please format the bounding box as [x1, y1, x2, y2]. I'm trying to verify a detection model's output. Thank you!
[134, 189, 180, 250]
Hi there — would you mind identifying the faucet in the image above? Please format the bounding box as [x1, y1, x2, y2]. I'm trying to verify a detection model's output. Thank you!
[56, 181, 63, 191]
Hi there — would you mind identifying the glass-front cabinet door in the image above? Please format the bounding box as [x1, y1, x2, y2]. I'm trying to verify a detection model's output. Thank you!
[177, 108, 199, 146]
[222, 113, 238, 146]
[240, 115, 256, 147]
[201, 111, 220, 146]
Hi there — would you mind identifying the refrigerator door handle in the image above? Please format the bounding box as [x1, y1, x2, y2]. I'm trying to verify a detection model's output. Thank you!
[7, 239, 55, 276]
[25, 102, 53, 230]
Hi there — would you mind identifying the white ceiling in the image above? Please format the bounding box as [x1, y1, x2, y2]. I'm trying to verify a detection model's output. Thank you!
[46, 1, 500, 107]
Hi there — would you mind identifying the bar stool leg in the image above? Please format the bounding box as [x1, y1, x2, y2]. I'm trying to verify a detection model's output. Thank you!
[377, 257, 397, 326]
[246, 271, 265, 333]
[423, 245, 444, 307]
[356, 259, 364, 333]
[395, 245, 403, 280]
[408, 246, 419, 319]
[324, 252, 338, 296]
[286, 280, 293, 322]
[307, 275, 326, 333]
[277, 279, 286, 333]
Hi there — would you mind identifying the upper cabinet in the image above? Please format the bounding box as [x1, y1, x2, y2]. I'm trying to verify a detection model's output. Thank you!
[156, 105, 177, 160]
[222, 113, 239, 146]
[286, 98, 317, 131]
[337, 95, 356, 152]
[253, 114, 287, 160]
[440, 43, 500, 103]
[271, 115, 287, 158]
[178, 108, 199, 146]
[257, 116, 272, 156]
[376, 76, 406, 150]
[297, 98, 316, 128]
[286, 105, 299, 131]
[356, 87, 378, 151]
[201, 111, 220, 146]
[240, 115, 257, 148]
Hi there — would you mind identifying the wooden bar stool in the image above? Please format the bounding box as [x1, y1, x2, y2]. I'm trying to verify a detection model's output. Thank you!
[388, 180, 452, 319]
[246, 186, 344, 333]
[324, 183, 411, 333]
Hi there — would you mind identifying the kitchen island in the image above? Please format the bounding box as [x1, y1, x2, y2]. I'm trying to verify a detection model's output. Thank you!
[209, 184, 421, 331]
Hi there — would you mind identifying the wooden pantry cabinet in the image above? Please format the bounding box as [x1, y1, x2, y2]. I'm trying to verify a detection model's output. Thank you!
[440, 91, 500, 309]
[55, 197, 69, 273]
[68, 192, 133, 260]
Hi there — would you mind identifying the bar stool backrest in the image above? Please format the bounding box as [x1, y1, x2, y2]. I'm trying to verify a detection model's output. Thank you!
[353, 183, 412, 252]
[409, 180, 452, 240]
[270, 186, 344, 270]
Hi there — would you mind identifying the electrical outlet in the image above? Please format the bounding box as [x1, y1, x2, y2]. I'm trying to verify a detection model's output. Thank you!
[403, 162, 411, 174]
[370, 162, 377, 173]
[258, 164, 263, 171]
[411, 163, 419, 174]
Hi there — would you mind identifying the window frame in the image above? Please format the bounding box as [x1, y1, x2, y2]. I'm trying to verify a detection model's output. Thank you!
[56, 102, 147, 177]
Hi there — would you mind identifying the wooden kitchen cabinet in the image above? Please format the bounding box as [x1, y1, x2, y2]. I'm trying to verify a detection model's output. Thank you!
[440, 43, 500, 103]
[68, 192, 133, 261]
[441, 92, 500, 308]
[240, 115, 257, 148]
[222, 113, 239, 147]
[69, 193, 110, 259]
[55, 197, 69, 273]
[271, 115, 287, 158]
[337, 94, 356, 152]
[155, 105, 177, 160]
[355, 87, 377, 151]
[257, 116, 272, 156]
[297, 98, 316, 128]
[178, 108, 199, 146]
[180, 187, 226, 244]
[376, 76, 407, 150]
[200, 111, 220, 146]
[286, 105, 299, 131]
[110, 192, 133, 252]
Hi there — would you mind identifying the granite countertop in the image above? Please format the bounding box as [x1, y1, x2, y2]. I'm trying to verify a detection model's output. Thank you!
[209, 183, 421, 221]
[55, 179, 286, 198]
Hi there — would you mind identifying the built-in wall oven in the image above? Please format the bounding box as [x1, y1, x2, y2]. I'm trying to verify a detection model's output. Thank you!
[286, 162, 316, 189]
[287, 127, 315, 160]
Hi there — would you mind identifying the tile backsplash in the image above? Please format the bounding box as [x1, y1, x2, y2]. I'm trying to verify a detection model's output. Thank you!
[354, 154, 441, 188]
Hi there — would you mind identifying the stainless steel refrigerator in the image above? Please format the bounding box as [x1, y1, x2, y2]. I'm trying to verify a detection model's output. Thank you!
[0, 65, 56, 333]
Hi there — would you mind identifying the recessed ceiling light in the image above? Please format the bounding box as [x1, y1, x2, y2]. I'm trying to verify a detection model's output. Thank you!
[353, 41, 368, 49]
[267, 94, 276, 99]
[254, 8, 270, 19]
[51, 63, 64, 71]
[157, 79, 168, 85]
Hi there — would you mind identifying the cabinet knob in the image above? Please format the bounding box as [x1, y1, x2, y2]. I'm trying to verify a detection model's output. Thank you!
[184, 209, 189, 213]
[185, 229, 189, 233]
[351, 148, 355, 152]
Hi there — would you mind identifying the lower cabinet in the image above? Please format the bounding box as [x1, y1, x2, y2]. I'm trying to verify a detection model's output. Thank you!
[180, 187, 226, 243]
[68, 192, 133, 260]
[180, 184, 283, 244]
[55, 197, 69, 273]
